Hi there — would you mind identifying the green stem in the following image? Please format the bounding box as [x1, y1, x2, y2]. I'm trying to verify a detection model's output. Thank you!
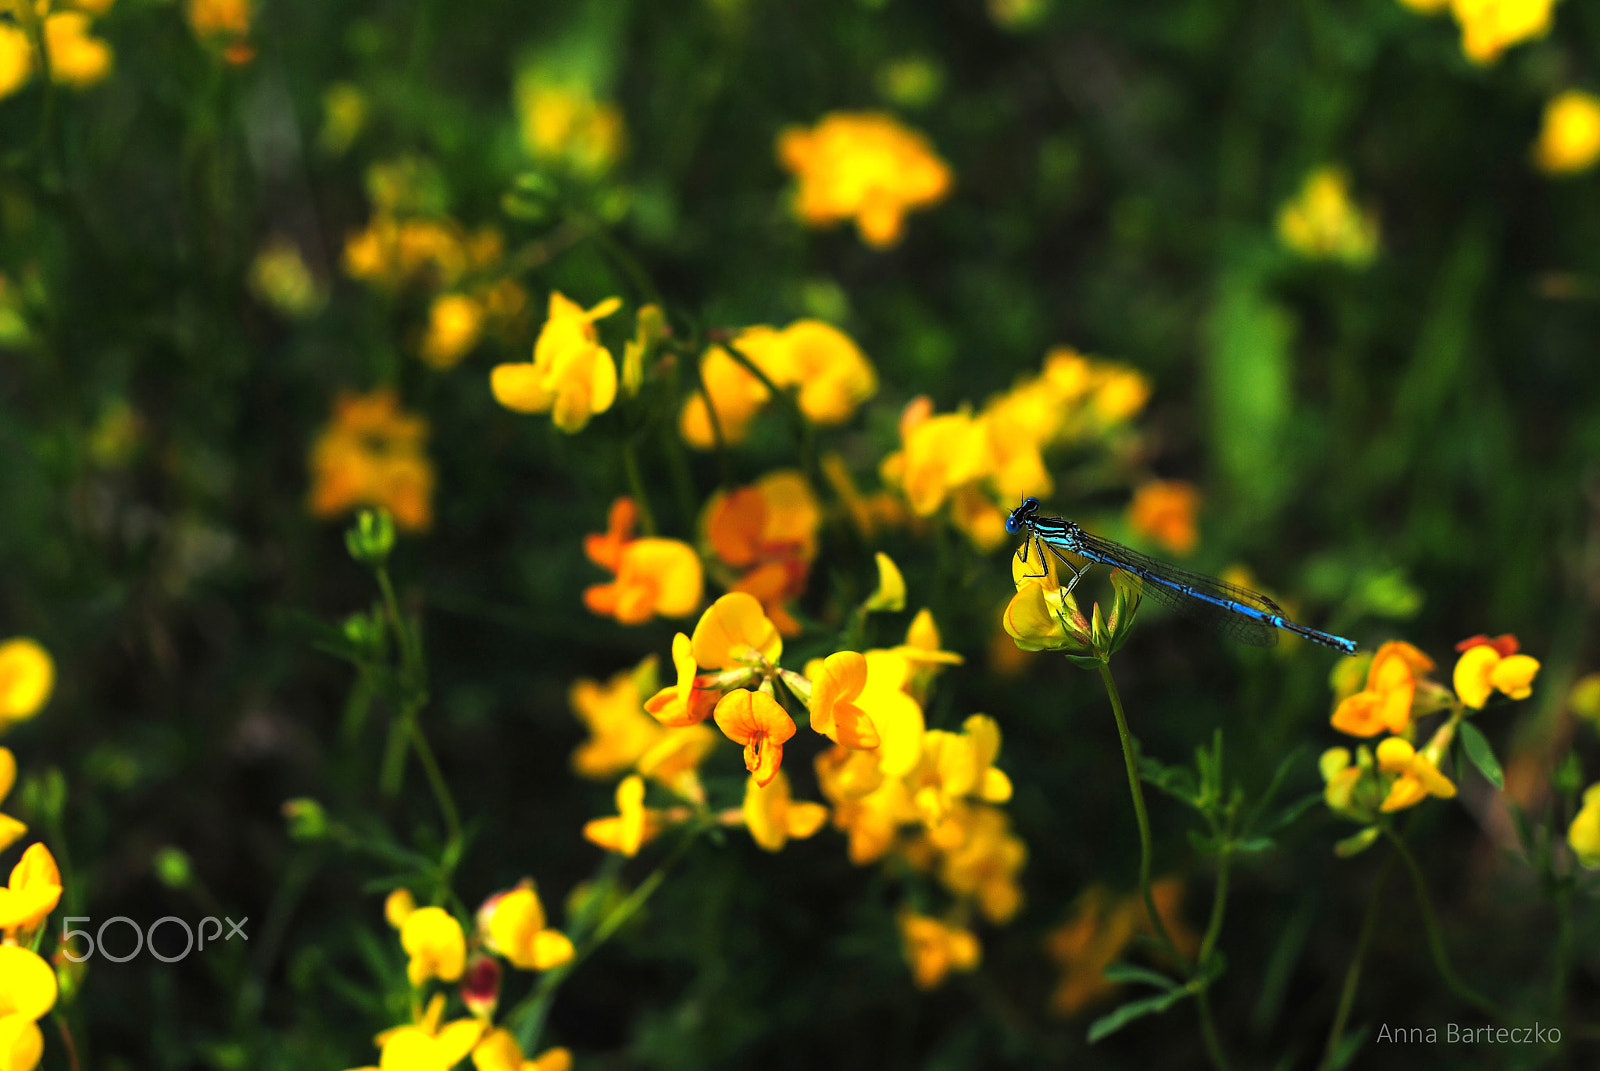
[1319, 851, 1396, 1071]
[1381, 826, 1503, 1018]
[1095, 660, 1190, 974]
[511, 826, 703, 1053]
[621, 439, 658, 536]
[407, 716, 462, 846]
[719, 339, 818, 486]
[1551, 881, 1572, 1030]
[1192, 841, 1234, 1071]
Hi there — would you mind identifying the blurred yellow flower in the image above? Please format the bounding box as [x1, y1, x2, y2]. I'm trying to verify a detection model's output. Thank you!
[808, 651, 880, 750]
[1375, 736, 1457, 811]
[913, 715, 1013, 826]
[1449, 0, 1556, 64]
[583, 774, 661, 857]
[1331, 641, 1434, 736]
[1277, 168, 1379, 265]
[988, 0, 1051, 30]
[569, 660, 664, 780]
[1568, 783, 1600, 868]
[188, 0, 250, 37]
[492, 292, 620, 432]
[0, 639, 54, 729]
[0, 750, 25, 855]
[472, 1029, 571, 1071]
[898, 912, 980, 989]
[399, 906, 466, 987]
[0, 945, 56, 1071]
[0, 27, 29, 101]
[778, 112, 952, 248]
[933, 804, 1026, 924]
[645, 633, 720, 728]
[308, 389, 434, 531]
[692, 591, 783, 669]
[1045, 878, 1196, 1015]
[714, 689, 795, 787]
[384, 888, 416, 929]
[478, 887, 574, 972]
[1452, 638, 1539, 709]
[420, 293, 485, 370]
[43, 11, 111, 86]
[1534, 90, 1600, 174]
[248, 238, 324, 318]
[583, 535, 704, 625]
[1127, 479, 1200, 556]
[358, 994, 484, 1071]
[0, 843, 61, 946]
[516, 78, 626, 178]
[741, 769, 828, 852]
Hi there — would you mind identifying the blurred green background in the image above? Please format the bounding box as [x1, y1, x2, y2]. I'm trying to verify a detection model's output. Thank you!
[3, 0, 1600, 1068]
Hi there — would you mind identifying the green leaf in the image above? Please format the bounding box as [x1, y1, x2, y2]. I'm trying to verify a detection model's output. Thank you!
[1234, 836, 1275, 854]
[1458, 721, 1504, 790]
[1101, 962, 1178, 990]
[1086, 989, 1190, 1044]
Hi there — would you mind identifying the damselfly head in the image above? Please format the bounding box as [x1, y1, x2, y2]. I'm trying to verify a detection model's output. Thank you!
[1005, 497, 1040, 535]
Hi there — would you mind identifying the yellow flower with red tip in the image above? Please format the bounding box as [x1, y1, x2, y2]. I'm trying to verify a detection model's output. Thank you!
[777, 112, 952, 248]
[0, 945, 56, 1071]
[644, 633, 721, 728]
[1330, 641, 1436, 737]
[398, 906, 467, 987]
[0, 843, 62, 944]
[472, 1028, 573, 1071]
[308, 389, 435, 531]
[582, 498, 704, 626]
[1452, 635, 1540, 710]
[740, 770, 829, 852]
[478, 886, 574, 972]
[491, 292, 621, 432]
[898, 912, 979, 989]
[714, 689, 796, 787]
[1568, 783, 1600, 869]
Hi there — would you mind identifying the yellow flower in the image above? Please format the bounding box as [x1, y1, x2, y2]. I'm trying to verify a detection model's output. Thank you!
[344, 217, 468, 291]
[644, 633, 721, 729]
[188, 0, 251, 37]
[1449, 0, 1556, 64]
[713, 689, 795, 787]
[933, 804, 1027, 924]
[912, 715, 1013, 830]
[1331, 641, 1435, 737]
[1397, 0, 1450, 10]
[807, 652, 881, 750]
[492, 293, 621, 432]
[399, 906, 467, 987]
[1568, 783, 1600, 868]
[0, 843, 61, 943]
[740, 769, 828, 852]
[1453, 641, 1540, 710]
[419, 294, 484, 370]
[777, 112, 952, 248]
[248, 238, 324, 318]
[1127, 480, 1200, 556]
[478, 887, 574, 972]
[691, 592, 783, 669]
[898, 912, 980, 989]
[864, 553, 907, 613]
[516, 78, 625, 178]
[385, 889, 416, 929]
[855, 650, 926, 778]
[583, 540, 704, 626]
[583, 774, 662, 857]
[0, 750, 27, 856]
[1375, 736, 1457, 812]
[817, 750, 913, 865]
[1319, 747, 1368, 819]
[1277, 168, 1379, 265]
[308, 389, 434, 531]
[881, 404, 990, 517]
[568, 660, 663, 779]
[472, 1028, 572, 1071]
[0, 26, 30, 102]
[43, 12, 112, 88]
[0, 945, 56, 1071]
[0, 639, 54, 729]
[360, 994, 485, 1071]
[776, 320, 878, 424]
[1534, 90, 1600, 175]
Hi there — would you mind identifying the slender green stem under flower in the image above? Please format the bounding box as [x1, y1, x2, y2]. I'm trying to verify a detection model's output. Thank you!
[621, 438, 658, 536]
[1319, 851, 1396, 1071]
[1381, 825, 1503, 1019]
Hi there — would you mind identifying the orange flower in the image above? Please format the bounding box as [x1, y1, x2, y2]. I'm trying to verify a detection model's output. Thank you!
[713, 689, 795, 787]
[583, 529, 703, 626]
[807, 651, 880, 749]
[307, 389, 434, 530]
[898, 912, 980, 989]
[1330, 641, 1435, 737]
[569, 659, 663, 780]
[583, 498, 638, 573]
[491, 293, 621, 432]
[419, 293, 485, 370]
[703, 471, 820, 635]
[1045, 879, 1195, 1015]
[777, 112, 952, 248]
[1127, 480, 1199, 556]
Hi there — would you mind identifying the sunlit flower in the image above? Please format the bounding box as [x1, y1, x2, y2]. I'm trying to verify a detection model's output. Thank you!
[583, 774, 662, 857]
[569, 659, 664, 780]
[385, 888, 416, 929]
[1534, 90, 1600, 175]
[1330, 641, 1436, 737]
[515, 77, 625, 178]
[1375, 736, 1457, 811]
[400, 907, 467, 987]
[472, 1028, 572, 1071]
[420, 294, 485, 370]
[898, 911, 980, 989]
[1453, 637, 1540, 710]
[1568, 783, 1600, 868]
[1277, 168, 1379, 265]
[1449, 0, 1556, 64]
[777, 112, 952, 248]
[713, 689, 795, 787]
[356, 994, 485, 1071]
[1127, 479, 1199, 556]
[0, 945, 56, 1071]
[807, 651, 880, 749]
[308, 389, 434, 531]
[880, 404, 989, 517]
[0, 842, 60, 945]
[43, 11, 112, 87]
[740, 769, 829, 852]
[691, 592, 783, 669]
[855, 650, 926, 778]
[912, 715, 1013, 832]
[644, 633, 721, 728]
[249, 238, 325, 318]
[0, 639, 54, 731]
[492, 293, 621, 432]
[817, 750, 912, 865]
[583, 513, 704, 627]
[478, 886, 574, 972]
[703, 470, 821, 635]
[344, 217, 468, 291]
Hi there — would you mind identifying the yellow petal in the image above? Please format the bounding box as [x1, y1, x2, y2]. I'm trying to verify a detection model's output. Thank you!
[692, 592, 781, 668]
[0, 640, 54, 721]
[1453, 645, 1500, 710]
[864, 552, 906, 612]
[0, 945, 57, 1019]
[1490, 654, 1540, 700]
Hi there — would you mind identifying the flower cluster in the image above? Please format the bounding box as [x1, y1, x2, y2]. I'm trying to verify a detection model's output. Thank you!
[776, 111, 952, 248]
[187, 0, 253, 63]
[700, 470, 820, 636]
[1276, 168, 1379, 266]
[680, 320, 878, 449]
[881, 347, 1151, 549]
[347, 886, 574, 1071]
[308, 389, 435, 531]
[1320, 637, 1539, 835]
[0, 0, 113, 101]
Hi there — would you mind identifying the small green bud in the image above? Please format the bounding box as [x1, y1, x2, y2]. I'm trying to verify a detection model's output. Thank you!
[282, 798, 329, 840]
[153, 846, 193, 889]
[345, 509, 395, 565]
